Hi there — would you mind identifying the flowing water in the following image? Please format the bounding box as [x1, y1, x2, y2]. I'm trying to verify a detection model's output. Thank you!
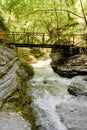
[28, 59, 87, 130]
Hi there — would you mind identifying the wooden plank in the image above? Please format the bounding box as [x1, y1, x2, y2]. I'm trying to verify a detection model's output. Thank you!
[6, 43, 73, 48]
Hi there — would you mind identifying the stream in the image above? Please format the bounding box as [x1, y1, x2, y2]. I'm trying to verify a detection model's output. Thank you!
[28, 59, 87, 130]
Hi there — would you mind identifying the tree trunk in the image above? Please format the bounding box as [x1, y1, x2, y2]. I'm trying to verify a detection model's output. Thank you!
[65, 0, 71, 20]
[79, 0, 87, 28]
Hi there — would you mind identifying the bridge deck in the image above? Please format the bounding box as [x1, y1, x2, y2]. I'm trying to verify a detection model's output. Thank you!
[1, 32, 87, 49]
[6, 43, 74, 48]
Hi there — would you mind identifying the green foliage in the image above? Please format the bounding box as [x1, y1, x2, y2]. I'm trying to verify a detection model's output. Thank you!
[0, 0, 76, 32]
[17, 60, 34, 80]
[0, 13, 8, 30]
[0, 0, 87, 43]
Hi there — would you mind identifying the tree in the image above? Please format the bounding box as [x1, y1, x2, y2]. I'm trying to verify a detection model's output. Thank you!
[0, 14, 8, 43]
[0, 0, 87, 34]
[79, 0, 87, 28]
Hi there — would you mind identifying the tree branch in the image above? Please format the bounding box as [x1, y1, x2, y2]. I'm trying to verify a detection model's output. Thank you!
[20, 9, 84, 19]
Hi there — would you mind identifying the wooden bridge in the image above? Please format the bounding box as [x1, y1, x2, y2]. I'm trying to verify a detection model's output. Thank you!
[0, 32, 87, 48]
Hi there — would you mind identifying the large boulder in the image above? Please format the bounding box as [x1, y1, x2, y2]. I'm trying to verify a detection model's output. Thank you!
[56, 101, 87, 130]
[51, 49, 87, 78]
[67, 76, 87, 96]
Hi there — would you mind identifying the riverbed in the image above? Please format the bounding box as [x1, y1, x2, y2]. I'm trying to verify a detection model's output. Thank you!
[28, 59, 87, 130]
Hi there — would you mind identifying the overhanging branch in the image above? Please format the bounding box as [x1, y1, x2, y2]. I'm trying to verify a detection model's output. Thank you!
[20, 8, 84, 19]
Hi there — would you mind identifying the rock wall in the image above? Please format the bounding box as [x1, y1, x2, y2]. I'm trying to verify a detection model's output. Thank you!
[0, 46, 18, 102]
[0, 46, 37, 130]
[50, 47, 87, 78]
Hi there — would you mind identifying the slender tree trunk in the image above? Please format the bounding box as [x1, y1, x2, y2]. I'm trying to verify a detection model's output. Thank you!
[53, 2, 59, 30]
[8, 13, 11, 25]
[60, 0, 62, 10]
[79, 0, 87, 28]
[71, 0, 74, 4]
[65, 0, 71, 20]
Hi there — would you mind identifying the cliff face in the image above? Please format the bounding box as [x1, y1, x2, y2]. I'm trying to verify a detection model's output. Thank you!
[0, 46, 18, 102]
[0, 46, 35, 130]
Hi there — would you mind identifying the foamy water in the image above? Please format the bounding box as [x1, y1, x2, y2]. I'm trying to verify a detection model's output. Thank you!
[28, 60, 72, 130]
[31, 59, 51, 68]
[31, 90, 71, 130]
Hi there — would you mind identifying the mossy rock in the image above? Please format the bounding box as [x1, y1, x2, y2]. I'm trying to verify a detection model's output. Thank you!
[17, 60, 34, 80]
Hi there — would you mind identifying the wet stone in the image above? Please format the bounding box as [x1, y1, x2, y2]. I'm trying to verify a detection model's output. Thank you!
[56, 100, 87, 130]
[0, 112, 31, 130]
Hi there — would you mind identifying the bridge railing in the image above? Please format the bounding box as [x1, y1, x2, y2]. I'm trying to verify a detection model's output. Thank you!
[0, 32, 87, 46]
[49, 33, 87, 46]
[2, 32, 49, 44]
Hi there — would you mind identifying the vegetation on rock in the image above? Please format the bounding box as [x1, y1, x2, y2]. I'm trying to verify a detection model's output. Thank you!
[0, 46, 38, 130]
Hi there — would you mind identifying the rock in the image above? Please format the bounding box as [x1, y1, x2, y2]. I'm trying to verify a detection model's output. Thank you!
[56, 101, 87, 130]
[68, 86, 87, 96]
[67, 76, 87, 96]
[0, 46, 35, 130]
[56, 77, 87, 130]
[0, 46, 18, 101]
[51, 52, 87, 78]
[0, 112, 31, 130]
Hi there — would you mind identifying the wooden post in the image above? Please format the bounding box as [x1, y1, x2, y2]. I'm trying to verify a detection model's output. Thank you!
[72, 34, 75, 45]
[69, 34, 70, 43]
[14, 33, 16, 43]
[42, 34, 45, 44]
[57, 34, 60, 44]
[27, 33, 30, 44]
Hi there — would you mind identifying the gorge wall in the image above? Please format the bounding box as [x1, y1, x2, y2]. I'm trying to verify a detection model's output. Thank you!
[50, 46, 87, 78]
[0, 46, 38, 130]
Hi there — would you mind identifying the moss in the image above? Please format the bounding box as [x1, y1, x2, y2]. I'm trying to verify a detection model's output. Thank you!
[17, 60, 34, 80]
[1, 85, 38, 130]
[22, 104, 39, 130]
[0, 59, 38, 130]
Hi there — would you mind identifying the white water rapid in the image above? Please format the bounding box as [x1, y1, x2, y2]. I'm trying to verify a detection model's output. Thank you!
[28, 59, 87, 130]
